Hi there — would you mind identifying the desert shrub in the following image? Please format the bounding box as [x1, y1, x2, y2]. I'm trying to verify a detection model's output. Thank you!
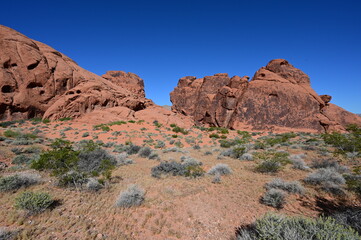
[155, 140, 165, 148]
[208, 164, 232, 176]
[219, 138, 249, 148]
[236, 213, 361, 240]
[212, 173, 221, 184]
[115, 185, 145, 208]
[261, 188, 287, 209]
[239, 153, 253, 161]
[4, 130, 20, 138]
[82, 132, 89, 137]
[331, 208, 361, 234]
[0, 136, 5, 141]
[0, 173, 40, 192]
[31, 139, 79, 176]
[0, 227, 17, 240]
[14, 191, 53, 214]
[254, 151, 291, 173]
[209, 133, 220, 139]
[162, 147, 185, 153]
[86, 178, 103, 191]
[57, 171, 87, 188]
[12, 154, 37, 165]
[291, 158, 309, 171]
[181, 156, 202, 167]
[192, 144, 201, 150]
[32, 139, 116, 187]
[148, 152, 159, 160]
[153, 120, 162, 128]
[0, 119, 24, 128]
[78, 143, 116, 178]
[311, 159, 348, 173]
[345, 174, 361, 196]
[305, 168, 345, 185]
[265, 178, 305, 194]
[59, 117, 72, 121]
[204, 151, 212, 155]
[116, 152, 134, 165]
[172, 126, 189, 135]
[322, 124, 361, 156]
[255, 160, 282, 173]
[126, 145, 141, 155]
[138, 147, 152, 158]
[185, 165, 205, 178]
[151, 161, 187, 178]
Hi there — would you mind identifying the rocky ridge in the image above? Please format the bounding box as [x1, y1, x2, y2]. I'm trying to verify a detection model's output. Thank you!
[0, 25, 193, 127]
[170, 59, 361, 132]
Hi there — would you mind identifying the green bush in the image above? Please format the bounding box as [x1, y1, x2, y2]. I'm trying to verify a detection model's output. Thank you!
[59, 117, 72, 121]
[236, 213, 361, 240]
[31, 139, 116, 188]
[254, 151, 291, 173]
[322, 124, 361, 156]
[209, 133, 220, 139]
[15, 191, 53, 214]
[172, 126, 189, 135]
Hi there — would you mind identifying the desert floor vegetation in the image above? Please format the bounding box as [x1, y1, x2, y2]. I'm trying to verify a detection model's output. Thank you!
[0, 119, 360, 239]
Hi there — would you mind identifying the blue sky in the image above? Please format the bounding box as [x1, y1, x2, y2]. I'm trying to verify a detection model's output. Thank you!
[1, 0, 360, 113]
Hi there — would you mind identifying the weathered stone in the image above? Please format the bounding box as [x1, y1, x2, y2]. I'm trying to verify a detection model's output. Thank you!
[171, 59, 361, 132]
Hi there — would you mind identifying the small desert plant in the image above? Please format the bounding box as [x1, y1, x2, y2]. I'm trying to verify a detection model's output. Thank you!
[292, 158, 309, 171]
[236, 213, 361, 240]
[265, 178, 305, 194]
[0, 173, 40, 192]
[207, 164, 232, 176]
[212, 173, 221, 184]
[82, 132, 89, 137]
[151, 161, 187, 178]
[115, 185, 145, 208]
[255, 159, 282, 173]
[12, 154, 37, 165]
[126, 145, 141, 155]
[86, 178, 103, 191]
[184, 165, 205, 178]
[331, 208, 361, 234]
[304, 168, 345, 185]
[261, 188, 287, 209]
[138, 147, 152, 158]
[14, 191, 54, 214]
[0, 227, 17, 240]
[116, 152, 134, 165]
[239, 153, 253, 161]
[311, 159, 348, 173]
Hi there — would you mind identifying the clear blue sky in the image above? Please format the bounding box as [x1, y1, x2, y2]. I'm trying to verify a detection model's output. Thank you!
[1, 0, 360, 113]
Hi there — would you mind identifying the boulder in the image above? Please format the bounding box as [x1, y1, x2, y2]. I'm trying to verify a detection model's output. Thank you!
[0, 25, 150, 121]
[171, 59, 361, 132]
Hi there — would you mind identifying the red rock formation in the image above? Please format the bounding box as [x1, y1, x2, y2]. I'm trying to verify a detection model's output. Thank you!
[171, 59, 361, 132]
[0, 25, 150, 121]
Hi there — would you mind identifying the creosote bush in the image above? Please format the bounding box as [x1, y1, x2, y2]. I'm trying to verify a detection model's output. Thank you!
[236, 213, 361, 240]
[15, 191, 54, 214]
[31, 139, 116, 188]
[115, 185, 145, 208]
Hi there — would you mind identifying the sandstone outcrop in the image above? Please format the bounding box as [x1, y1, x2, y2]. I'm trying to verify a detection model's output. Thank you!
[171, 59, 361, 132]
[0, 25, 151, 121]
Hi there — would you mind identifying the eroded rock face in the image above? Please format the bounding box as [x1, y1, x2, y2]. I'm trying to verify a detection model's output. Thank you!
[171, 59, 361, 132]
[0, 25, 151, 120]
[102, 71, 145, 98]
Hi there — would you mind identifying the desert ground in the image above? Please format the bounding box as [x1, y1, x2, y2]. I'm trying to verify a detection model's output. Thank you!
[0, 118, 360, 239]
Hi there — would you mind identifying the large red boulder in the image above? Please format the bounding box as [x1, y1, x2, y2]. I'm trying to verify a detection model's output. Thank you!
[0, 25, 150, 121]
[171, 59, 361, 132]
